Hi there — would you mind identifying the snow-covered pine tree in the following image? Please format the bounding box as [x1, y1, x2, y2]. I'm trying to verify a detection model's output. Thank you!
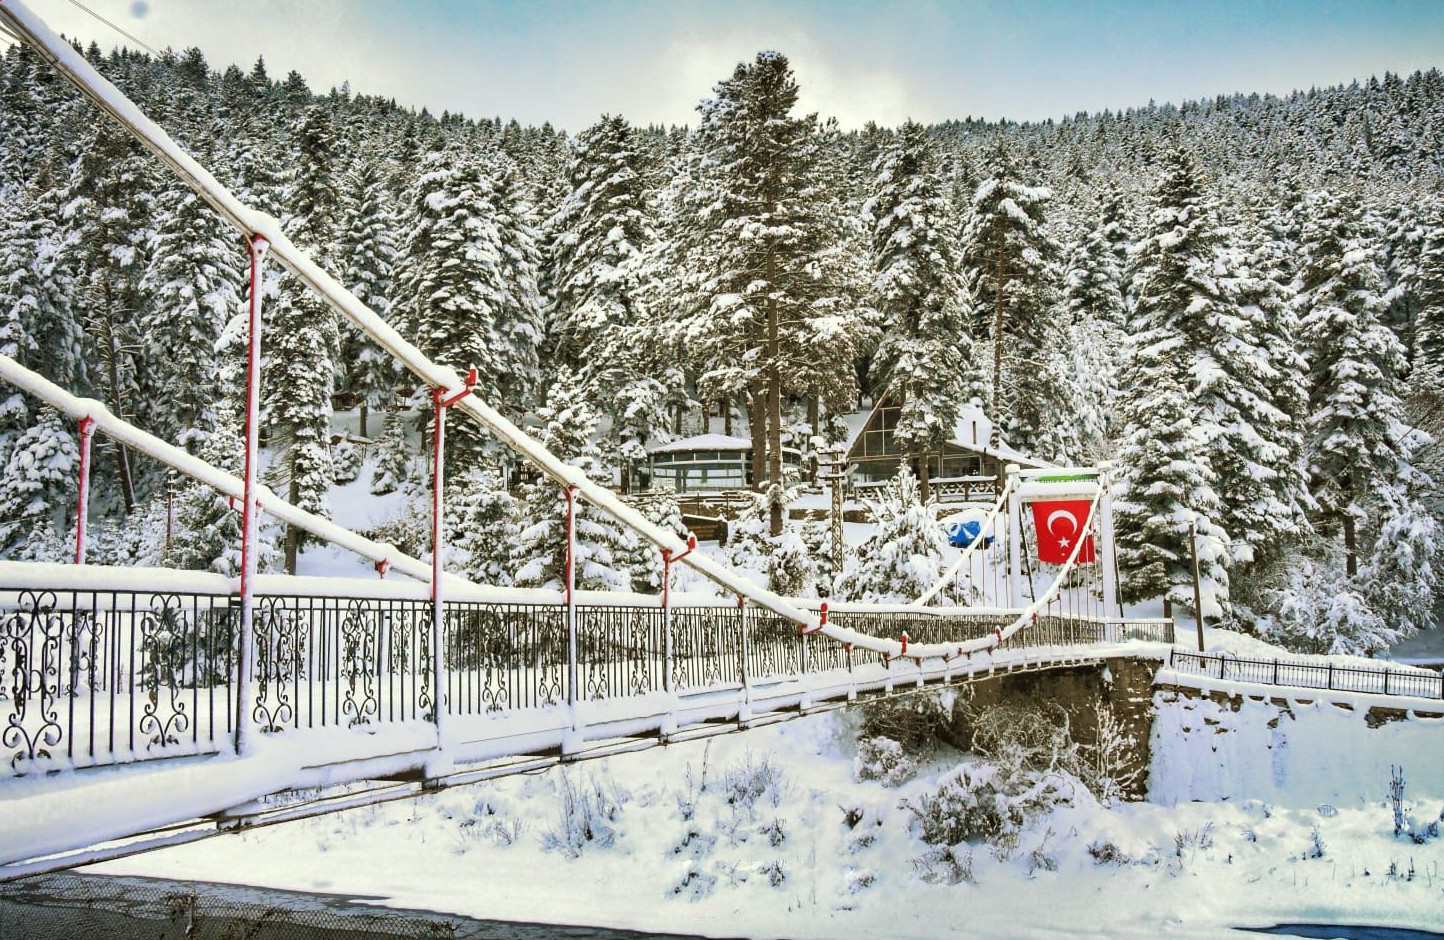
[1413, 199, 1444, 380]
[0, 407, 80, 553]
[165, 300, 280, 574]
[863, 119, 973, 502]
[1113, 363, 1230, 614]
[141, 177, 241, 452]
[481, 156, 545, 414]
[449, 465, 517, 586]
[64, 120, 156, 513]
[549, 114, 652, 373]
[1212, 205, 1312, 575]
[959, 143, 1067, 455]
[396, 144, 542, 473]
[268, 104, 341, 572]
[1296, 189, 1411, 576]
[369, 407, 411, 496]
[1114, 143, 1241, 606]
[682, 52, 868, 535]
[335, 156, 402, 439]
[1292, 188, 1438, 644]
[834, 466, 947, 604]
[509, 368, 643, 592]
[0, 179, 81, 499]
[1059, 188, 1130, 456]
[547, 114, 675, 491]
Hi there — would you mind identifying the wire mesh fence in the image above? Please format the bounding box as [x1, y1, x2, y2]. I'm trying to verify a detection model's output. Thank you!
[0, 872, 460, 939]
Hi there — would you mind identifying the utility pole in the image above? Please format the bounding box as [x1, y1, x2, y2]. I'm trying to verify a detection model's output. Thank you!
[1190, 518, 1205, 653]
[820, 443, 847, 581]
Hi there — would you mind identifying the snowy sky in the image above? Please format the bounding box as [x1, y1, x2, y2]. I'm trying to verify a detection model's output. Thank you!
[9, 0, 1444, 132]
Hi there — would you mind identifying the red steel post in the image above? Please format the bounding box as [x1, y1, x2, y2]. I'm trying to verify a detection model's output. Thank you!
[236, 233, 268, 756]
[74, 416, 96, 564]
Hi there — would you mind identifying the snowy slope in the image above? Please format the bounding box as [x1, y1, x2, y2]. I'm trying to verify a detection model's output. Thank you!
[91, 693, 1444, 938]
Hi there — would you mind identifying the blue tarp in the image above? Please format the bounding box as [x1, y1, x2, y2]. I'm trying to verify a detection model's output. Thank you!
[946, 519, 993, 549]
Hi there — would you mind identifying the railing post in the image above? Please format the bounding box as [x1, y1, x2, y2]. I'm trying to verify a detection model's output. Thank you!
[1097, 461, 1119, 618]
[234, 234, 269, 757]
[565, 484, 580, 728]
[737, 599, 751, 720]
[661, 534, 696, 697]
[430, 389, 447, 740]
[662, 549, 673, 694]
[427, 366, 476, 754]
[1006, 464, 1022, 605]
[74, 415, 96, 564]
[1326, 662, 1334, 690]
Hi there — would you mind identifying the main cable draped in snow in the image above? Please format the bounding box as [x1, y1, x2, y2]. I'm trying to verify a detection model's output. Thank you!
[0, 354, 475, 589]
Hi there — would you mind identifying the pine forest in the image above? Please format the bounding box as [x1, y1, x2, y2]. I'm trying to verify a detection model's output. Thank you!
[3, 40, 1443, 657]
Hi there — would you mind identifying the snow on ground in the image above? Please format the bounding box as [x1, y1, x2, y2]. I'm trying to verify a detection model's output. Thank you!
[91, 695, 1444, 938]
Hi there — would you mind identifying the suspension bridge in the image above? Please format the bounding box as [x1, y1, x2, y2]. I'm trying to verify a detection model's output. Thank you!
[0, 0, 1438, 884]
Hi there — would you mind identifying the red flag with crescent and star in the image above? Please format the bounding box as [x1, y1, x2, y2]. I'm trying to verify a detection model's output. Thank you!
[1031, 499, 1096, 564]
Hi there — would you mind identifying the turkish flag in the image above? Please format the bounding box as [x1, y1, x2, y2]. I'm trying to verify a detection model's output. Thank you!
[1032, 499, 1096, 565]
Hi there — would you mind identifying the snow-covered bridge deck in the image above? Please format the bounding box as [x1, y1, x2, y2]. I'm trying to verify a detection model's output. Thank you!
[0, 560, 1172, 879]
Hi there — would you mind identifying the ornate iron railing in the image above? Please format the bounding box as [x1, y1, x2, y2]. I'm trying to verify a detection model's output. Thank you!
[0, 588, 238, 771]
[1, 575, 1175, 776]
[1168, 649, 1444, 700]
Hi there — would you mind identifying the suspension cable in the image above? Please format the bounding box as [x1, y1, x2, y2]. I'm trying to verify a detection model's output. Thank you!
[58, 0, 161, 58]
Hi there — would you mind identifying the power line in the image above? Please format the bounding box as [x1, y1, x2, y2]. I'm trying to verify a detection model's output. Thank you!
[59, 0, 162, 58]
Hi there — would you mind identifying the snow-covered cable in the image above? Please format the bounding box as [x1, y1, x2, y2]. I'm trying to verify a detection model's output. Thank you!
[0, 0, 824, 634]
[0, 354, 473, 589]
[910, 477, 1013, 608]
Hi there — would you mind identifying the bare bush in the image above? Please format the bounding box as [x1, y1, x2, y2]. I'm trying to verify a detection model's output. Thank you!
[1069, 707, 1143, 806]
[723, 751, 787, 812]
[913, 845, 976, 885]
[965, 700, 1076, 776]
[903, 761, 1070, 849]
[543, 769, 629, 857]
[854, 690, 958, 785]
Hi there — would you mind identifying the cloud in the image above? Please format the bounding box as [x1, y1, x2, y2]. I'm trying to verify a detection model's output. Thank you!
[654, 34, 918, 129]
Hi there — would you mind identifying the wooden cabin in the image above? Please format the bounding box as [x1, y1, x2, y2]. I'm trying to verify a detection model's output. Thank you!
[844, 394, 1048, 502]
[643, 433, 803, 494]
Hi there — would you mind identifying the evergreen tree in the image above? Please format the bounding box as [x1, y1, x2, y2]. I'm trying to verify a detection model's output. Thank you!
[397, 145, 542, 472]
[547, 114, 675, 489]
[863, 120, 973, 501]
[449, 465, 517, 586]
[141, 179, 241, 451]
[509, 369, 643, 591]
[682, 52, 867, 535]
[335, 156, 402, 439]
[959, 144, 1065, 453]
[268, 104, 341, 572]
[1413, 199, 1444, 379]
[369, 407, 410, 496]
[834, 466, 948, 604]
[1295, 189, 1410, 577]
[1114, 365, 1230, 613]
[1060, 189, 1129, 455]
[64, 121, 155, 512]
[0, 407, 80, 553]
